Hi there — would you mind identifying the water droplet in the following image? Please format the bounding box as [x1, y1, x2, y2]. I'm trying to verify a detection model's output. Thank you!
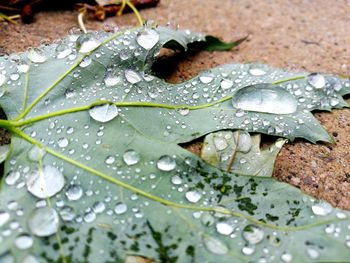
[65, 88, 76, 99]
[232, 84, 298, 114]
[312, 201, 333, 216]
[249, 68, 266, 76]
[306, 247, 319, 259]
[177, 108, 190, 116]
[171, 175, 182, 185]
[92, 201, 105, 214]
[28, 207, 59, 237]
[136, 29, 159, 50]
[105, 155, 115, 164]
[203, 236, 228, 255]
[84, 211, 96, 223]
[26, 165, 65, 199]
[58, 137, 69, 148]
[66, 184, 83, 201]
[23, 255, 39, 263]
[104, 73, 120, 87]
[114, 202, 127, 214]
[0, 211, 10, 227]
[213, 136, 228, 151]
[0, 74, 6, 86]
[77, 34, 100, 53]
[59, 206, 76, 221]
[28, 146, 46, 161]
[199, 75, 214, 84]
[185, 190, 202, 203]
[281, 252, 292, 262]
[5, 171, 20, 185]
[308, 73, 326, 89]
[235, 131, 252, 153]
[28, 49, 46, 63]
[242, 246, 255, 255]
[125, 69, 142, 84]
[216, 222, 234, 235]
[10, 73, 19, 81]
[56, 44, 72, 59]
[242, 225, 264, 244]
[220, 79, 233, 90]
[123, 149, 140, 165]
[89, 104, 118, 123]
[157, 155, 176, 171]
[79, 56, 92, 68]
[15, 234, 33, 250]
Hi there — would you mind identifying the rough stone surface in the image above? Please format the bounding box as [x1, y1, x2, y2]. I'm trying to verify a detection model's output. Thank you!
[0, 0, 349, 209]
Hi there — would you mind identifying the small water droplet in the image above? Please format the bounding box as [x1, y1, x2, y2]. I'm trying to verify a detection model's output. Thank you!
[114, 202, 128, 215]
[10, 73, 19, 81]
[92, 201, 106, 214]
[177, 108, 190, 116]
[306, 247, 319, 259]
[308, 73, 326, 89]
[171, 175, 182, 185]
[104, 73, 120, 87]
[157, 155, 176, 171]
[242, 225, 264, 244]
[58, 137, 69, 148]
[125, 69, 142, 84]
[65, 88, 76, 99]
[15, 234, 33, 250]
[242, 246, 255, 255]
[79, 56, 92, 68]
[28, 48, 46, 63]
[26, 165, 65, 199]
[281, 252, 293, 262]
[28, 207, 59, 237]
[77, 34, 100, 53]
[199, 75, 214, 84]
[312, 201, 333, 216]
[5, 171, 20, 186]
[203, 236, 228, 255]
[66, 184, 83, 201]
[136, 29, 159, 50]
[185, 190, 202, 203]
[105, 155, 115, 164]
[123, 149, 140, 166]
[0, 74, 6, 87]
[59, 206, 76, 221]
[0, 211, 10, 227]
[216, 222, 234, 235]
[56, 43, 72, 59]
[232, 84, 298, 114]
[83, 211, 96, 223]
[249, 68, 266, 76]
[89, 104, 118, 123]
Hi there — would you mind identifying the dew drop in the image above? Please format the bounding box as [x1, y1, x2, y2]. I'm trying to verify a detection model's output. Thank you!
[28, 146, 46, 161]
[242, 246, 255, 255]
[79, 56, 92, 68]
[64, 88, 76, 99]
[235, 131, 252, 153]
[23, 255, 39, 263]
[177, 108, 190, 116]
[232, 84, 298, 114]
[203, 236, 228, 255]
[220, 79, 233, 90]
[15, 234, 33, 250]
[10, 73, 19, 81]
[83, 211, 96, 223]
[66, 184, 83, 201]
[249, 68, 266, 76]
[171, 175, 182, 185]
[281, 252, 293, 262]
[26, 165, 65, 199]
[28, 207, 59, 237]
[104, 73, 120, 87]
[58, 137, 69, 148]
[89, 104, 118, 123]
[59, 206, 76, 221]
[216, 222, 234, 235]
[213, 136, 228, 151]
[242, 225, 264, 244]
[105, 155, 115, 164]
[0, 211, 10, 227]
[77, 34, 100, 53]
[308, 73, 326, 89]
[306, 247, 319, 259]
[0, 74, 6, 86]
[114, 202, 128, 215]
[5, 171, 20, 186]
[92, 201, 106, 214]
[185, 190, 202, 203]
[28, 49, 46, 63]
[311, 201, 333, 216]
[199, 75, 214, 84]
[123, 149, 140, 165]
[136, 29, 159, 50]
[125, 69, 142, 84]
[157, 155, 176, 171]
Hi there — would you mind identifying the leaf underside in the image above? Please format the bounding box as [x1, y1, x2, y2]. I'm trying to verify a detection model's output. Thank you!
[0, 26, 349, 263]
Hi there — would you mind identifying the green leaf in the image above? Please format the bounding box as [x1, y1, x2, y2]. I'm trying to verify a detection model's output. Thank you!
[0, 26, 349, 263]
[202, 35, 248, 51]
[201, 131, 286, 177]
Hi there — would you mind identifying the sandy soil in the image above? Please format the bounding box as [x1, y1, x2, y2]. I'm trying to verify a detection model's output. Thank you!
[0, 0, 349, 209]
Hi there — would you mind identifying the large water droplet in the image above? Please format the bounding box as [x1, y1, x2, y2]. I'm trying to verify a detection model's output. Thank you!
[242, 224, 264, 244]
[203, 236, 228, 255]
[199, 75, 214, 84]
[26, 165, 65, 199]
[136, 29, 159, 50]
[220, 79, 233, 90]
[65, 184, 83, 201]
[232, 84, 298, 114]
[312, 201, 333, 216]
[216, 222, 234, 235]
[114, 202, 127, 215]
[92, 201, 105, 214]
[308, 73, 326, 89]
[125, 69, 142, 84]
[28, 146, 46, 161]
[5, 171, 20, 185]
[157, 155, 176, 171]
[15, 234, 33, 250]
[58, 137, 69, 148]
[77, 34, 100, 53]
[84, 211, 96, 223]
[0, 211, 10, 227]
[28, 207, 59, 237]
[123, 149, 140, 165]
[185, 190, 202, 203]
[28, 49, 46, 63]
[249, 68, 266, 76]
[104, 72, 120, 87]
[89, 104, 118, 123]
